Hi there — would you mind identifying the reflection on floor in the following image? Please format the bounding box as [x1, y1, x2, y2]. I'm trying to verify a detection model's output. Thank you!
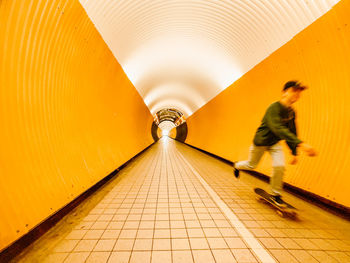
[13, 137, 350, 263]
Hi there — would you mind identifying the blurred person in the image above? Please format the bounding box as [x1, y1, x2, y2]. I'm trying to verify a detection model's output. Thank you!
[233, 80, 317, 206]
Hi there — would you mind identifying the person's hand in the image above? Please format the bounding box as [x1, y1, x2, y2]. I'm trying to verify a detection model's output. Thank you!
[289, 156, 298, 165]
[299, 143, 317, 156]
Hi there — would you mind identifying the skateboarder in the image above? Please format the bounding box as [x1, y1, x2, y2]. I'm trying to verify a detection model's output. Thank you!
[233, 80, 317, 207]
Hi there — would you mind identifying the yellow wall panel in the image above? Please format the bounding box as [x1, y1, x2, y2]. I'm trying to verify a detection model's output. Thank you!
[157, 128, 162, 139]
[0, 0, 153, 251]
[186, 0, 350, 207]
[169, 128, 177, 139]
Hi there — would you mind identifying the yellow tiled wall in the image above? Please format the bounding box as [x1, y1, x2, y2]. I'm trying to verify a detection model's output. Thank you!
[186, 0, 350, 207]
[0, 0, 153, 251]
[169, 128, 177, 140]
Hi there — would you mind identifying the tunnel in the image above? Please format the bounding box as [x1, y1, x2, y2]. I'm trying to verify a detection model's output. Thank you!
[1, 0, 350, 262]
[151, 108, 188, 142]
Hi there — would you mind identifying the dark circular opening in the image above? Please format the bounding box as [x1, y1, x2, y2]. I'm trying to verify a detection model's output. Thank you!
[151, 108, 187, 142]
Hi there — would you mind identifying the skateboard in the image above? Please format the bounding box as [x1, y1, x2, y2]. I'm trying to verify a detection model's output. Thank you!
[254, 188, 297, 218]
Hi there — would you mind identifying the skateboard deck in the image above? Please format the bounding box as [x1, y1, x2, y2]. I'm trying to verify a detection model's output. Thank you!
[254, 188, 297, 218]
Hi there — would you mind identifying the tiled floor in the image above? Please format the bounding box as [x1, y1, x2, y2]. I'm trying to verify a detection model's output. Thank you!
[13, 137, 350, 262]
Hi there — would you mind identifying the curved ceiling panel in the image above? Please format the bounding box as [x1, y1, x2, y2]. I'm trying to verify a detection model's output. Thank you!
[79, 0, 339, 117]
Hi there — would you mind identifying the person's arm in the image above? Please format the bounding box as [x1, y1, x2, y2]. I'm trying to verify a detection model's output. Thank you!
[286, 115, 299, 156]
[266, 105, 316, 159]
[265, 107, 302, 151]
[298, 142, 317, 156]
[288, 112, 317, 157]
[287, 142, 299, 156]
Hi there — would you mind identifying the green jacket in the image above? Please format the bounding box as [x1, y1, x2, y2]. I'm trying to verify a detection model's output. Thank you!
[253, 101, 302, 155]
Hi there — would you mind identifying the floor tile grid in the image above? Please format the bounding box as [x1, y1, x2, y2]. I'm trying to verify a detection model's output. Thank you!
[63, 146, 162, 262]
[110, 143, 187, 262]
[96, 148, 155, 262]
[175, 141, 350, 263]
[111, 145, 170, 261]
[176, 146, 271, 263]
[166, 143, 196, 262]
[124, 147, 165, 262]
[169, 146, 215, 263]
[51, 142, 350, 263]
[178, 144, 350, 263]
[18, 149, 158, 262]
[183, 150, 342, 260]
[182, 143, 350, 234]
[148, 146, 172, 262]
[90, 151, 157, 213]
[167, 144, 199, 263]
[170, 144, 259, 263]
[152, 144, 197, 262]
[174, 143, 298, 251]
[53, 151, 159, 261]
[12, 138, 350, 263]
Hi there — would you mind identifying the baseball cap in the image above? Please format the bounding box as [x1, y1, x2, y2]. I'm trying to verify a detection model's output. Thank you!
[283, 80, 307, 91]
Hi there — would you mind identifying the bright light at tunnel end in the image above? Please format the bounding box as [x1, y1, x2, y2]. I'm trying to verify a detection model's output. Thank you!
[158, 120, 176, 138]
[162, 130, 170, 136]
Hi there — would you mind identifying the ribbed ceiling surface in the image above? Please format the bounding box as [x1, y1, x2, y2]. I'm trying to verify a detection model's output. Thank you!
[79, 0, 339, 117]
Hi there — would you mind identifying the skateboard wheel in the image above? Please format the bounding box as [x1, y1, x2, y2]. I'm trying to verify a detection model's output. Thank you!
[256, 197, 266, 203]
[276, 210, 284, 218]
[290, 212, 297, 219]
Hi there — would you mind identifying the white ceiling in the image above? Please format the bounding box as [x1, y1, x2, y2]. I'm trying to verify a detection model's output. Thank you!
[79, 0, 339, 117]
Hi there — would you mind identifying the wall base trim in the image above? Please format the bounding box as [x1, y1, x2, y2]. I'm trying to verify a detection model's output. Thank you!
[0, 142, 155, 262]
[183, 142, 350, 220]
